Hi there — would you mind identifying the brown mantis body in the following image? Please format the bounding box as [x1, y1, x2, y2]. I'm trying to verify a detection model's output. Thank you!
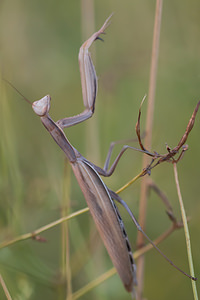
[32, 16, 137, 295]
[8, 15, 198, 298]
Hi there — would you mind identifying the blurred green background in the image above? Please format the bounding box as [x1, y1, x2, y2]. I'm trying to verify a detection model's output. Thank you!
[0, 1, 200, 299]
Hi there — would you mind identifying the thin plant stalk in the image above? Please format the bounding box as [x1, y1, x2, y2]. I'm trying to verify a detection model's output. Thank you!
[0, 208, 89, 250]
[0, 275, 12, 300]
[173, 163, 198, 300]
[136, 0, 163, 297]
[71, 224, 177, 300]
[81, 0, 100, 164]
[0, 168, 144, 251]
[1, 80, 23, 233]
[61, 159, 72, 300]
[80, 7, 106, 299]
[0, 170, 193, 299]
[116, 169, 146, 194]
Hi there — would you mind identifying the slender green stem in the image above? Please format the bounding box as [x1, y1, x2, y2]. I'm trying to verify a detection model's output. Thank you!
[173, 163, 198, 300]
[116, 169, 146, 194]
[72, 267, 116, 300]
[0, 208, 89, 249]
[71, 224, 177, 300]
[0, 167, 145, 251]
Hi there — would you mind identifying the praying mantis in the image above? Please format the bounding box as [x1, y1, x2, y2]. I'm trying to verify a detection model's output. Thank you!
[7, 15, 199, 298]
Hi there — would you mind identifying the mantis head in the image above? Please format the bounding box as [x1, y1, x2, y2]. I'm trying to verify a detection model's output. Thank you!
[32, 95, 51, 116]
[3, 79, 51, 117]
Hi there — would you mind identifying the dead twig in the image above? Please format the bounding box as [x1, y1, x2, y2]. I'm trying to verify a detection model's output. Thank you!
[136, 100, 200, 172]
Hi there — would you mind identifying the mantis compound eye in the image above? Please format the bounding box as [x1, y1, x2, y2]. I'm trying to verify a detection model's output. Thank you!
[32, 95, 51, 116]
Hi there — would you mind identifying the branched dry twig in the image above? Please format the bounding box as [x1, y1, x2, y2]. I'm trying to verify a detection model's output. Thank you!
[136, 100, 200, 172]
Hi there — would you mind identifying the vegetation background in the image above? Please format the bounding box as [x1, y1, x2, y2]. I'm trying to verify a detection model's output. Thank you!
[0, 1, 200, 299]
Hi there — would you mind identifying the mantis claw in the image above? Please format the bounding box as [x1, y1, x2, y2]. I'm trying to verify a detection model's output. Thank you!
[79, 14, 112, 111]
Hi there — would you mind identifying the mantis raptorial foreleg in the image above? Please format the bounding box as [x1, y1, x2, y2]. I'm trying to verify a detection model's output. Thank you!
[56, 15, 112, 129]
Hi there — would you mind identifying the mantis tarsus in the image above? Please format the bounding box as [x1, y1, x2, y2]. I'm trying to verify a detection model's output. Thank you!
[7, 15, 198, 297]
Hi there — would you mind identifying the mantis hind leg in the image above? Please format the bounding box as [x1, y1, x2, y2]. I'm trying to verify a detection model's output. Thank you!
[109, 189, 196, 281]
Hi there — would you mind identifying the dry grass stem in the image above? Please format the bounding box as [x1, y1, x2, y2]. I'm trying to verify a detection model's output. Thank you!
[81, 0, 100, 164]
[62, 160, 72, 300]
[0, 275, 12, 300]
[137, 2, 163, 296]
[71, 223, 184, 299]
